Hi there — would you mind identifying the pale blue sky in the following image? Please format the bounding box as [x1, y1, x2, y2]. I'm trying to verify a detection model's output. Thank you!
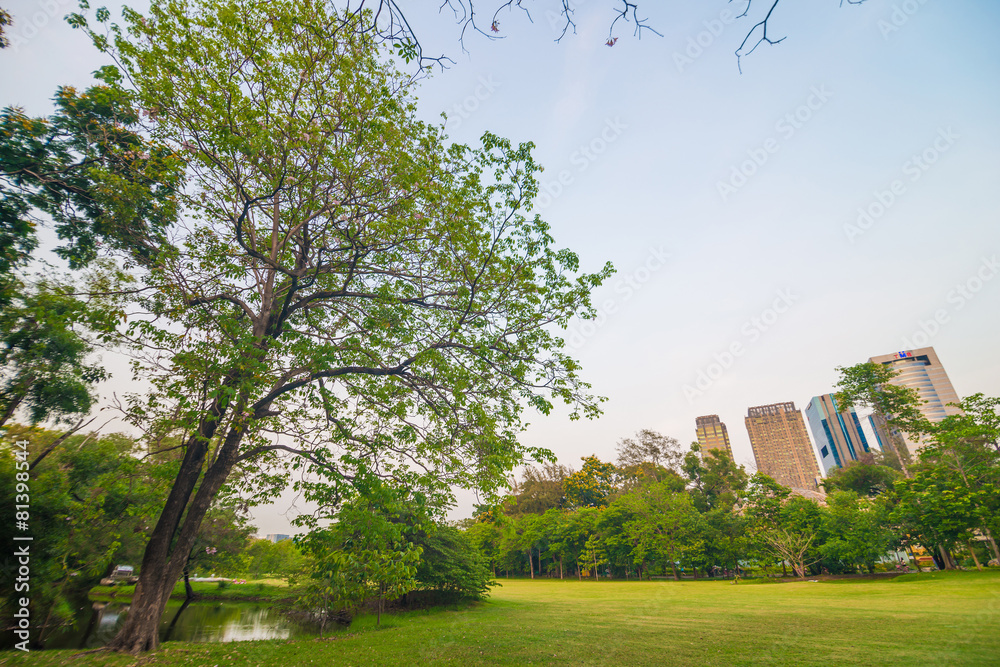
[3, 0, 999, 531]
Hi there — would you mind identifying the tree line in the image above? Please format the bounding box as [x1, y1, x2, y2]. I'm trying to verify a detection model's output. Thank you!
[460, 379, 1000, 581]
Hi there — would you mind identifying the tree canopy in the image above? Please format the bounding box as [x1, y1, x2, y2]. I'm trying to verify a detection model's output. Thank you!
[61, 0, 609, 652]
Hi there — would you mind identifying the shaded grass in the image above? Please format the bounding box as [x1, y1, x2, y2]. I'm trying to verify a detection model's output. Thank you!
[4, 570, 999, 666]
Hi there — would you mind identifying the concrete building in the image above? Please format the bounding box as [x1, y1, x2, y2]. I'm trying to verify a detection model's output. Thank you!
[745, 401, 821, 490]
[695, 414, 734, 460]
[265, 534, 290, 543]
[868, 347, 962, 455]
[804, 394, 874, 475]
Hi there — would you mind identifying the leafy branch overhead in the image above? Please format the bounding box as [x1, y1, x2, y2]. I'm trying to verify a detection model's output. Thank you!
[310, 0, 866, 71]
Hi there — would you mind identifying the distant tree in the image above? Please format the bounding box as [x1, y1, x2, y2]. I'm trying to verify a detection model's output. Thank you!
[239, 538, 306, 580]
[505, 462, 572, 516]
[579, 534, 608, 580]
[182, 505, 254, 597]
[615, 429, 684, 484]
[615, 480, 702, 580]
[554, 507, 601, 580]
[742, 473, 791, 527]
[698, 507, 748, 577]
[760, 527, 818, 579]
[886, 393, 1000, 568]
[683, 446, 749, 512]
[465, 520, 503, 577]
[513, 513, 546, 579]
[822, 455, 901, 497]
[819, 491, 894, 574]
[563, 455, 618, 509]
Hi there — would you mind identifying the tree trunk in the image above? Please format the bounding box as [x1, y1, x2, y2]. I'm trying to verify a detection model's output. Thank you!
[559, 556, 563, 579]
[107, 405, 246, 653]
[670, 562, 679, 581]
[983, 527, 1000, 562]
[968, 541, 983, 571]
[29, 417, 95, 470]
[183, 565, 194, 601]
[939, 544, 954, 570]
[0, 383, 27, 429]
[907, 547, 923, 572]
[527, 549, 533, 579]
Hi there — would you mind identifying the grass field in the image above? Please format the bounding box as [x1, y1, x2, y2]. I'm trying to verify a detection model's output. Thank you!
[89, 579, 300, 605]
[4, 570, 999, 666]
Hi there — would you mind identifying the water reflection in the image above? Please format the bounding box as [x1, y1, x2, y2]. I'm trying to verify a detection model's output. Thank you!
[41, 598, 323, 650]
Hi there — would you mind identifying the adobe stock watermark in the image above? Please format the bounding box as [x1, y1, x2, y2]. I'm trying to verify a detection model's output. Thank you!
[900, 255, 998, 349]
[444, 75, 501, 131]
[536, 117, 628, 209]
[843, 127, 958, 244]
[6, 0, 73, 53]
[683, 289, 799, 403]
[565, 244, 669, 350]
[673, 7, 740, 73]
[877, 0, 933, 40]
[716, 86, 833, 202]
[12, 438, 33, 652]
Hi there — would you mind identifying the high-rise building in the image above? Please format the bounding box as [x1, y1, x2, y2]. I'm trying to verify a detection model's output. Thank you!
[695, 415, 734, 460]
[745, 401, 821, 490]
[868, 347, 961, 455]
[804, 394, 873, 475]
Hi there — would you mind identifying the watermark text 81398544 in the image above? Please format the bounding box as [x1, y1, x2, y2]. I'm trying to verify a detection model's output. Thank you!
[13, 438, 33, 652]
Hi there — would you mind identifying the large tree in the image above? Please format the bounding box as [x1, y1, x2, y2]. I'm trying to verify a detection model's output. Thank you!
[69, 0, 609, 653]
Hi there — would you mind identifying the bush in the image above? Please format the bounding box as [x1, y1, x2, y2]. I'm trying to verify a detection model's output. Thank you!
[412, 525, 495, 602]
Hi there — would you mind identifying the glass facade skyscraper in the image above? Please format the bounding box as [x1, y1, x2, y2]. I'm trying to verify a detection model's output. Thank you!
[804, 393, 872, 475]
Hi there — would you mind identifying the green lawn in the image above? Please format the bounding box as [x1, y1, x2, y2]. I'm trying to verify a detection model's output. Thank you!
[5, 571, 1000, 666]
[89, 579, 300, 605]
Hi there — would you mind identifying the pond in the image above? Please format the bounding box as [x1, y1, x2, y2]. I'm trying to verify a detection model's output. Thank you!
[36, 598, 327, 650]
